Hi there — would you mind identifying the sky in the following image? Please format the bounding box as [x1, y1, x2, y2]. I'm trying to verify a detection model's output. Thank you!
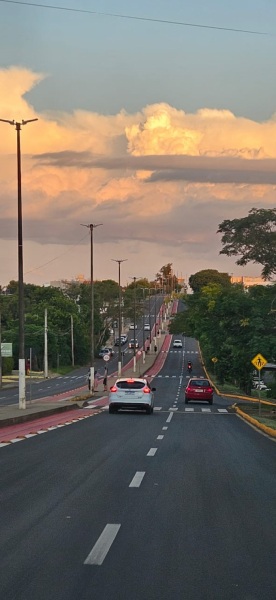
[0, 0, 276, 287]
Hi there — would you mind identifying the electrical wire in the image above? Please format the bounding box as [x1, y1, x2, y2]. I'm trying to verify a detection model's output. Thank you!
[23, 231, 89, 276]
[0, 0, 269, 36]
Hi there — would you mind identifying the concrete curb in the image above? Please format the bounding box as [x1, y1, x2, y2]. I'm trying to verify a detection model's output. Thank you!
[233, 404, 276, 439]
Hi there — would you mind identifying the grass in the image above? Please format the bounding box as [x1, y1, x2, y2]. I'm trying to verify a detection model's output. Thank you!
[235, 402, 276, 431]
[50, 365, 81, 376]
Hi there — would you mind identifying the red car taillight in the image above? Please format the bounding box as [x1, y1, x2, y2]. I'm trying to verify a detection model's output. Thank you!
[143, 387, 151, 394]
[186, 387, 192, 392]
[206, 387, 213, 393]
[110, 386, 117, 393]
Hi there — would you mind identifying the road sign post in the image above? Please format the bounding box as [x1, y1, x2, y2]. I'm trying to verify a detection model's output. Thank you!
[251, 353, 267, 416]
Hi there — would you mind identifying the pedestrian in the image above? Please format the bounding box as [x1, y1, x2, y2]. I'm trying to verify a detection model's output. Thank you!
[103, 374, 108, 392]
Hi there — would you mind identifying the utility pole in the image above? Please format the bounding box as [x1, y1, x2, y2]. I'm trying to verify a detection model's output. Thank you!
[0, 312, 2, 388]
[140, 288, 146, 363]
[0, 118, 38, 409]
[44, 308, 48, 378]
[112, 259, 127, 377]
[130, 277, 140, 372]
[71, 314, 75, 367]
[81, 223, 102, 393]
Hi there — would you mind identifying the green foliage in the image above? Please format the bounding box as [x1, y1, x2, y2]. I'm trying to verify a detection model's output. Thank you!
[2, 357, 13, 375]
[189, 270, 231, 293]
[218, 207, 276, 280]
[174, 282, 276, 394]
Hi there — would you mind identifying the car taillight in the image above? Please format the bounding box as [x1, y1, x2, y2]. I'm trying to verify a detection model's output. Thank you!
[206, 387, 213, 393]
[110, 386, 117, 392]
[186, 387, 191, 392]
[143, 387, 151, 394]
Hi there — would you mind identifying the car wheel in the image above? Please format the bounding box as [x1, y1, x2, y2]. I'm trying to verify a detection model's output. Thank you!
[109, 406, 115, 414]
[209, 398, 213, 405]
[185, 396, 189, 404]
[146, 406, 152, 415]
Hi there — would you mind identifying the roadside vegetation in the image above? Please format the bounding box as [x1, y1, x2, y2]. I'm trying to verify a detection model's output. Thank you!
[169, 269, 276, 400]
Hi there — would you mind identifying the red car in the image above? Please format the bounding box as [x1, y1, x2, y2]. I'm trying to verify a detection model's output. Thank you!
[185, 377, 213, 405]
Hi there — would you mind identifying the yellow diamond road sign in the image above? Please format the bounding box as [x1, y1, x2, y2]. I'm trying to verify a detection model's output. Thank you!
[251, 353, 267, 371]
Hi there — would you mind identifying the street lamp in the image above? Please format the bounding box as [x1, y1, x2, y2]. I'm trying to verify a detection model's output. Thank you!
[0, 118, 38, 409]
[112, 259, 127, 376]
[139, 287, 146, 363]
[81, 223, 102, 393]
[130, 276, 140, 372]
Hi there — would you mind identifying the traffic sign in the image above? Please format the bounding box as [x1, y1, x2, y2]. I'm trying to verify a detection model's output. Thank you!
[103, 354, 110, 362]
[251, 353, 267, 371]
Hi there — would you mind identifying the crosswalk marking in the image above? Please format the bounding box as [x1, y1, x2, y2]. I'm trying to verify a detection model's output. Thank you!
[217, 408, 228, 413]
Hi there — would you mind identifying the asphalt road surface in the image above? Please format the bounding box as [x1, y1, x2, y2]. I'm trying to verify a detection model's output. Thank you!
[0, 335, 275, 600]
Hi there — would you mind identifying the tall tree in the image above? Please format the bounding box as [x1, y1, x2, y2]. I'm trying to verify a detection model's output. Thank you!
[217, 207, 276, 280]
[189, 270, 231, 293]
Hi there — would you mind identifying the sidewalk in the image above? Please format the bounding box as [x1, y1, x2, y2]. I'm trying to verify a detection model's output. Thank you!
[0, 300, 177, 427]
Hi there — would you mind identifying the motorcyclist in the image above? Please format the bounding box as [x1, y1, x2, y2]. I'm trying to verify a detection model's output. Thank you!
[187, 360, 193, 373]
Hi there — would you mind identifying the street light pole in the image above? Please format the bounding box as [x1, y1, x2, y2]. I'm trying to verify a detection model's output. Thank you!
[112, 259, 127, 377]
[140, 288, 146, 363]
[81, 222, 102, 393]
[0, 118, 38, 409]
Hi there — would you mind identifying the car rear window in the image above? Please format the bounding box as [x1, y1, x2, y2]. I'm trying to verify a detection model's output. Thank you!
[189, 379, 210, 387]
[117, 381, 145, 390]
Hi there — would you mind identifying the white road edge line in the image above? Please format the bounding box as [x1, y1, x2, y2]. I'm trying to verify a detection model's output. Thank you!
[147, 448, 157, 456]
[129, 471, 145, 488]
[84, 524, 121, 566]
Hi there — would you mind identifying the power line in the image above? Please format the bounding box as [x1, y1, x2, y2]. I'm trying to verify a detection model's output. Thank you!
[24, 231, 89, 276]
[0, 0, 269, 36]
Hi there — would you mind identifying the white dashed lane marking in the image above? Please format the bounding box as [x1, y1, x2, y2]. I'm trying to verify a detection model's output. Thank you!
[84, 524, 121, 566]
[147, 448, 158, 456]
[129, 471, 145, 488]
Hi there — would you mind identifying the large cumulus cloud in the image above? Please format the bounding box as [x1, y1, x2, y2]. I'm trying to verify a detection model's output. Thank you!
[0, 66, 275, 284]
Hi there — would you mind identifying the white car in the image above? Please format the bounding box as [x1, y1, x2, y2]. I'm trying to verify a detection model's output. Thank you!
[254, 383, 270, 391]
[129, 324, 137, 330]
[173, 339, 183, 348]
[144, 323, 151, 331]
[109, 377, 156, 414]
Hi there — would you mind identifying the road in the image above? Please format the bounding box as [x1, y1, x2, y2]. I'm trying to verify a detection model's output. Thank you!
[0, 296, 164, 406]
[0, 334, 275, 599]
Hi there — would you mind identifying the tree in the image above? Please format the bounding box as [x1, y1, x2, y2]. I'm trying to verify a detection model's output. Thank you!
[189, 270, 231, 293]
[217, 207, 276, 280]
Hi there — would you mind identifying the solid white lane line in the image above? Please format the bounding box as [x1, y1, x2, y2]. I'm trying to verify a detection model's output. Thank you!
[129, 471, 145, 488]
[147, 448, 157, 456]
[84, 524, 121, 566]
[157, 435, 164, 440]
[166, 412, 174, 423]
[162, 426, 168, 430]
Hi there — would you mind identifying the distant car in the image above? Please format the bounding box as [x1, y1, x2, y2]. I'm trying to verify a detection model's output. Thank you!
[185, 377, 213, 405]
[144, 323, 151, 331]
[173, 339, 183, 348]
[109, 377, 156, 414]
[254, 383, 270, 391]
[129, 338, 139, 349]
[98, 347, 114, 358]
[129, 324, 138, 330]
[114, 335, 128, 346]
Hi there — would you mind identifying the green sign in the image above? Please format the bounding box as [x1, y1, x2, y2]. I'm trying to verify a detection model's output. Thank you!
[1, 343, 13, 357]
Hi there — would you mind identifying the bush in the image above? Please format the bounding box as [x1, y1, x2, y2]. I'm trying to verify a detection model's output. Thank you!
[2, 357, 14, 375]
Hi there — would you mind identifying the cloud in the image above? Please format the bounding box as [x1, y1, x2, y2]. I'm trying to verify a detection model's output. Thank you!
[0, 66, 276, 285]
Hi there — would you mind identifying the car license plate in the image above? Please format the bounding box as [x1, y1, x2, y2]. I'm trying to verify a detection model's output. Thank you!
[195, 389, 203, 392]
